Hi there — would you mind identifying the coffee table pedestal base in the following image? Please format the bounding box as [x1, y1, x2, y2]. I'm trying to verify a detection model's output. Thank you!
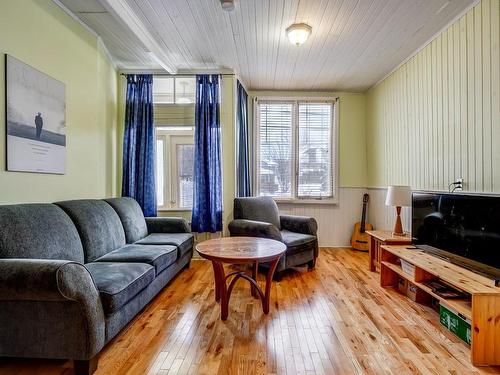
[211, 259, 280, 320]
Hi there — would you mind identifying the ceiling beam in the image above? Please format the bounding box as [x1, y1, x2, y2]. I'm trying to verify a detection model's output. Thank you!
[98, 0, 177, 74]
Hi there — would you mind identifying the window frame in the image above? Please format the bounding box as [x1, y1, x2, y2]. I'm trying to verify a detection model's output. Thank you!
[153, 76, 196, 106]
[156, 127, 195, 211]
[254, 97, 339, 205]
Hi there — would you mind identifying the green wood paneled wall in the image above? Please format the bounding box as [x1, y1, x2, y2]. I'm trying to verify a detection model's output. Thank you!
[366, 0, 500, 193]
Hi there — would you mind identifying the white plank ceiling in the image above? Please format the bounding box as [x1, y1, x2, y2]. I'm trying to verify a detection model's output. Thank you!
[58, 0, 476, 91]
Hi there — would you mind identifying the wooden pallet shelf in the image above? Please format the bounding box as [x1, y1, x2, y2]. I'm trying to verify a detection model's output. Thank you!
[380, 245, 500, 366]
[381, 260, 472, 319]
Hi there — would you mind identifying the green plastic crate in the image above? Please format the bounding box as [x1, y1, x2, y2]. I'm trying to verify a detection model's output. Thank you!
[439, 304, 471, 345]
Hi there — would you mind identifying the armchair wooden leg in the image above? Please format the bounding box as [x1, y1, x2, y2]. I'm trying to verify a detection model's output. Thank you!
[307, 257, 317, 271]
[74, 356, 98, 375]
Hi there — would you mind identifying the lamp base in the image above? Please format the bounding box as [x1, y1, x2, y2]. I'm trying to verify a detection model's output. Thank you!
[393, 206, 405, 236]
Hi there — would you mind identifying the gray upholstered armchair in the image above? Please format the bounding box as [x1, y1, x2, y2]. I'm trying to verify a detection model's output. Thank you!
[228, 197, 318, 279]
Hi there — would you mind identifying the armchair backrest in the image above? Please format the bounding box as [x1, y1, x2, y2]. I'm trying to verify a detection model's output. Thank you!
[233, 196, 281, 230]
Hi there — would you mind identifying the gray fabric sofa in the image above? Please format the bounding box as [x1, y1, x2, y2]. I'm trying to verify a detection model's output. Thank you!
[0, 197, 193, 375]
[228, 197, 318, 279]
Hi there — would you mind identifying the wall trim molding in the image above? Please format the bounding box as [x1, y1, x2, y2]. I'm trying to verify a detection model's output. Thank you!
[51, 0, 117, 69]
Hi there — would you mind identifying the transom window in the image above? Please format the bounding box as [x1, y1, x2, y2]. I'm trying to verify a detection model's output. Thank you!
[153, 76, 196, 104]
[256, 99, 337, 202]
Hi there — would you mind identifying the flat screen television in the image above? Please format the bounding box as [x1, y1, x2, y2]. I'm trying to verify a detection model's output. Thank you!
[412, 192, 500, 284]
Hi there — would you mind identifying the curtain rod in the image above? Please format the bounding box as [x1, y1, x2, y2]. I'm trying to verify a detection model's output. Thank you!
[119, 73, 236, 77]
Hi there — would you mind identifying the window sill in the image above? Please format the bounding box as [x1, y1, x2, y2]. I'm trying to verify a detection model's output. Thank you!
[273, 198, 338, 206]
[157, 208, 192, 212]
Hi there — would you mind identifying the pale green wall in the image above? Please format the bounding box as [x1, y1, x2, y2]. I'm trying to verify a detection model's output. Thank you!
[0, 0, 118, 204]
[247, 91, 367, 188]
[366, 0, 499, 192]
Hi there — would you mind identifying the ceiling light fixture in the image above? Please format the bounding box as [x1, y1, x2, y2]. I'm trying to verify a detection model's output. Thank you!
[286, 23, 312, 46]
[220, 0, 235, 11]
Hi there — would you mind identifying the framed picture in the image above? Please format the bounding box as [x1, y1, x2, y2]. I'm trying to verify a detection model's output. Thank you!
[5, 55, 66, 174]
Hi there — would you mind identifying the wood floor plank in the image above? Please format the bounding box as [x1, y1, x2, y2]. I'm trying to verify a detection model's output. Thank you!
[1, 249, 499, 375]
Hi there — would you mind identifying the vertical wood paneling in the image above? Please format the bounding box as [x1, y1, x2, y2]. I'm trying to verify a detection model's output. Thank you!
[366, 0, 500, 193]
[492, 0, 500, 189]
[278, 188, 368, 247]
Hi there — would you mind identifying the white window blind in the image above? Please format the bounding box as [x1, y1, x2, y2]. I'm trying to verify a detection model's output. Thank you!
[297, 103, 333, 198]
[258, 102, 293, 198]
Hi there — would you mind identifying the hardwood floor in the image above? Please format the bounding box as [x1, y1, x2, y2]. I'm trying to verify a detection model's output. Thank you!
[1, 248, 499, 375]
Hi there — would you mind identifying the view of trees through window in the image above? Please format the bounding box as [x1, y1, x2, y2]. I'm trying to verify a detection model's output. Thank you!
[177, 144, 194, 208]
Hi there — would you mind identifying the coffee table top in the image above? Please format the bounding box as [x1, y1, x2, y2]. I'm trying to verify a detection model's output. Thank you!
[196, 237, 286, 263]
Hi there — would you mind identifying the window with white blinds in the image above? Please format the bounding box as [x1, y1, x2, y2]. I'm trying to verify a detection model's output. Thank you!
[256, 99, 336, 201]
[258, 102, 293, 198]
[298, 103, 333, 198]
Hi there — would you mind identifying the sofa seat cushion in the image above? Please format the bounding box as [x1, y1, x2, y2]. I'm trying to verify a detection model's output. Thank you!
[281, 230, 317, 256]
[135, 233, 194, 258]
[94, 244, 177, 274]
[85, 262, 154, 315]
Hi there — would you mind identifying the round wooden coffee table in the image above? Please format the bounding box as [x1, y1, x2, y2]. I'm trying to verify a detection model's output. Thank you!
[196, 237, 286, 320]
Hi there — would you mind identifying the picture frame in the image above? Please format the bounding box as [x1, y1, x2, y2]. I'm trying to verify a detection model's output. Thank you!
[5, 55, 66, 174]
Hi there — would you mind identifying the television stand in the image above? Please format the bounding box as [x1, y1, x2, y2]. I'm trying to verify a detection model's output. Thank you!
[416, 244, 500, 286]
[380, 245, 500, 366]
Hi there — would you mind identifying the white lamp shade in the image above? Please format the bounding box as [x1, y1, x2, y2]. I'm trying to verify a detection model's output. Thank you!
[385, 185, 411, 207]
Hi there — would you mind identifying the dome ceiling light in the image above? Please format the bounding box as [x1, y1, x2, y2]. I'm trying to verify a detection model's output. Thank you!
[286, 23, 312, 46]
[220, 0, 235, 11]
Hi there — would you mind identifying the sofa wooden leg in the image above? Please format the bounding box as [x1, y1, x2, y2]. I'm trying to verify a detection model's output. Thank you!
[74, 356, 98, 375]
[185, 261, 191, 269]
[307, 257, 317, 271]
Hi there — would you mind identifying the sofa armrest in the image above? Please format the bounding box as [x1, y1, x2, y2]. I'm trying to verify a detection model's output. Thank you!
[228, 219, 283, 242]
[280, 215, 318, 236]
[145, 217, 191, 233]
[0, 259, 105, 358]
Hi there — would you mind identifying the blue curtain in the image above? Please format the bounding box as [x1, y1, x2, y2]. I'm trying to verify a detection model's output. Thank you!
[191, 75, 222, 233]
[236, 80, 252, 197]
[122, 74, 157, 217]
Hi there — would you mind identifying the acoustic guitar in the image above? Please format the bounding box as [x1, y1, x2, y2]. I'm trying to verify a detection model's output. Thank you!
[350, 193, 373, 252]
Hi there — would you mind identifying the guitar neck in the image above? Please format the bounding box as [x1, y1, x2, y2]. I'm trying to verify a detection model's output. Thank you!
[360, 202, 367, 233]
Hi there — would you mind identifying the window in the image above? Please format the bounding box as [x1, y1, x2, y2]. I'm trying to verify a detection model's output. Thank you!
[153, 76, 195, 104]
[156, 128, 195, 209]
[256, 99, 337, 202]
[153, 76, 195, 210]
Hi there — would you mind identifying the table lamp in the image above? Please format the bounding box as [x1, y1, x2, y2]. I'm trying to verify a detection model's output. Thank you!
[385, 185, 411, 236]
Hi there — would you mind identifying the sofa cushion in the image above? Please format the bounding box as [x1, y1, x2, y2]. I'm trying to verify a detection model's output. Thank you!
[94, 244, 177, 274]
[104, 198, 148, 244]
[135, 233, 194, 258]
[234, 197, 281, 230]
[0, 204, 84, 263]
[55, 200, 126, 263]
[281, 230, 317, 256]
[281, 230, 316, 247]
[85, 262, 154, 315]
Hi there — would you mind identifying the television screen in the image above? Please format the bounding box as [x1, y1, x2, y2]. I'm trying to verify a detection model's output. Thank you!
[412, 192, 500, 270]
